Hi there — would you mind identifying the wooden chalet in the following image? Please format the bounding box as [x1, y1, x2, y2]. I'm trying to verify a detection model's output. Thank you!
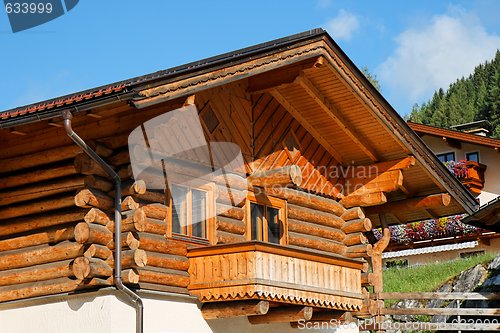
[0, 29, 478, 332]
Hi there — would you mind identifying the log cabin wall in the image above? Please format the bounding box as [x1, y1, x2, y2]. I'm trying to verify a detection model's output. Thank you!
[0, 78, 370, 303]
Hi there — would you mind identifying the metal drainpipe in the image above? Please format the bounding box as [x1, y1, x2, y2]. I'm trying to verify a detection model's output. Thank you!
[62, 109, 144, 333]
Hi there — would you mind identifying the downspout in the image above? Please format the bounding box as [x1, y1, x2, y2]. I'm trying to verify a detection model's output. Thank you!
[62, 110, 144, 333]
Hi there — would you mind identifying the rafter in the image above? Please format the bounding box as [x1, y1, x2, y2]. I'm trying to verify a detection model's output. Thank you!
[365, 193, 452, 215]
[295, 73, 379, 162]
[269, 89, 345, 165]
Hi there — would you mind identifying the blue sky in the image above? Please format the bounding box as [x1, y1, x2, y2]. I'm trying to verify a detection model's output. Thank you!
[1, 1, 499, 116]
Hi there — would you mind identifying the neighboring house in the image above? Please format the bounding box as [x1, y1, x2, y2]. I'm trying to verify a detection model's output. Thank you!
[0, 29, 477, 332]
[380, 122, 500, 267]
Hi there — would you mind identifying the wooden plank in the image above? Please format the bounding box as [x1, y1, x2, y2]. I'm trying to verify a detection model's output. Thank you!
[296, 73, 378, 162]
[269, 89, 344, 165]
[381, 307, 500, 316]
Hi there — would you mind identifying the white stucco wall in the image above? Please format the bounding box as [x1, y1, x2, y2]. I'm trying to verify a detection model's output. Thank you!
[419, 134, 500, 205]
[0, 289, 359, 333]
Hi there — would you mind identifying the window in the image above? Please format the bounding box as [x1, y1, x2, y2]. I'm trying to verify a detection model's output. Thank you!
[437, 152, 455, 163]
[466, 152, 479, 163]
[247, 193, 286, 245]
[169, 184, 214, 243]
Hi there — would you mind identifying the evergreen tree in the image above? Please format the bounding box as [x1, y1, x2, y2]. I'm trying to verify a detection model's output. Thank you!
[409, 50, 500, 138]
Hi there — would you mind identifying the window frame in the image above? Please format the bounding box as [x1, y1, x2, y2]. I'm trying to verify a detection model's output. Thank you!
[437, 152, 456, 163]
[167, 182, 216, 245]
[465, 151, 480, 163]
[245, 191, 287, 245]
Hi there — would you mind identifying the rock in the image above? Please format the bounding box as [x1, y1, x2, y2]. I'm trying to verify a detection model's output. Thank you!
[391, 299, 423, 322]
[482, 273, 500, 287]
[488, 255, 500, 271]
[452, 264, 487, 292]
[427, 281, 452, 309]
[431, 299, 458, 323]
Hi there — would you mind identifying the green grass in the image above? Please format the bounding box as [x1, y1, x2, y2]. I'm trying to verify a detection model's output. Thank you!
[383, 253, 495, 305]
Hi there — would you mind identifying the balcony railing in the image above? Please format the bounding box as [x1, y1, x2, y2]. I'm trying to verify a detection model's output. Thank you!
[444, 160, 486, 195]
[187, 241, 364, 311]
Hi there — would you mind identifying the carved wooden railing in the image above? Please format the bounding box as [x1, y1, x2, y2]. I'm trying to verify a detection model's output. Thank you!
[187, 241, 364, 311]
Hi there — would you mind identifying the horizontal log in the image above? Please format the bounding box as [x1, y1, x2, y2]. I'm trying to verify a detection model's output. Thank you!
[216, 216, 245, 235]
[122, 214, 166, 235]
[84, 208, 111, 226]
[340, 192, 387, 208]
[0, 225, 75, 252]
[144, 251, 189, 271]
[345, 170, 403, 196]
[137, 267, 189, 288]
[108, 149, 130, 166]
[122, 268, 140, 284]
[141, 203, 168, 220]
[266, 187, 345, 216]
[202, 300, 270, 319]
[88, 258, 113, 278]
[216, 203, 245, 220]
[122, 196, 140, 211]
[212, 173, 247, 191]
[340, 207, 365, 221]
[121, 180, 147, 196]
[74, 153, 108, 177]
[0, 211, 85, 238]
[71, 257, 91, 280]
[0, 176, 85, 207]
[125, 232, 140, 250]
[84, 277, 113, 288]
[346, 243, 373, 254]
[248, 306, 313, 324]
[0, 163, 77, 190]
[247, 165, 302, 187]
[216, 230, 246, 244]
[342, 218, 372, 234]
[0, 241, 84, 271]
[0, 277, 83, 303]
[288, 219, 344, 242]
[84, 175, 113, 192]
[121, 249, 147, 268]
[135, 233, 187, 256]
[84, 244, 113, 260]
[343, 232, 367, 247]
[0, 195, 76, 221]
[74, 223, 113, 246]
[0, 260, 75, 287]
[287, 204, 343, 229]
[0, 145, 81, 174]
[137, 282, 188, 295]
[74, 189, 114, 211]
[288, 232, 346, 255]
[216, 186, 246, 207]
[135, 190, 166, 204]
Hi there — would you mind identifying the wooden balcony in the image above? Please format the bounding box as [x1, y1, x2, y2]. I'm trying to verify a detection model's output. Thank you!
[461, 161, 487, 196]
[187, 241, 364, 314]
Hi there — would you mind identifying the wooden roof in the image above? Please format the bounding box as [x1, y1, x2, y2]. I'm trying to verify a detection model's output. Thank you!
[409, 122, 500, 149]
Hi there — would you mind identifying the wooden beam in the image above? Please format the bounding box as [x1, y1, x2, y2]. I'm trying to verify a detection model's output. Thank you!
[201, 300, 269, 319]
[247, 165, 302, 187]
[248, 306, 313, 324]
[365, 193, 451, 215]
[295, 73, 378, 162]
[269, 89, 345, 165]
[339, 192, 387, 208]
[350, 156, 415, 176]
[344, 170, 403, 196]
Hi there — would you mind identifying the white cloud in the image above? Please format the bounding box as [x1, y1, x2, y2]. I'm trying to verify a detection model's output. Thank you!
[378, 9, 500, 107]
[325, 9, 359, 41]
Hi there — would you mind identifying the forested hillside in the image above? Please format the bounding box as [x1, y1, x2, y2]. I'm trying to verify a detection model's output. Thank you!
[408, 50, 500, 138]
